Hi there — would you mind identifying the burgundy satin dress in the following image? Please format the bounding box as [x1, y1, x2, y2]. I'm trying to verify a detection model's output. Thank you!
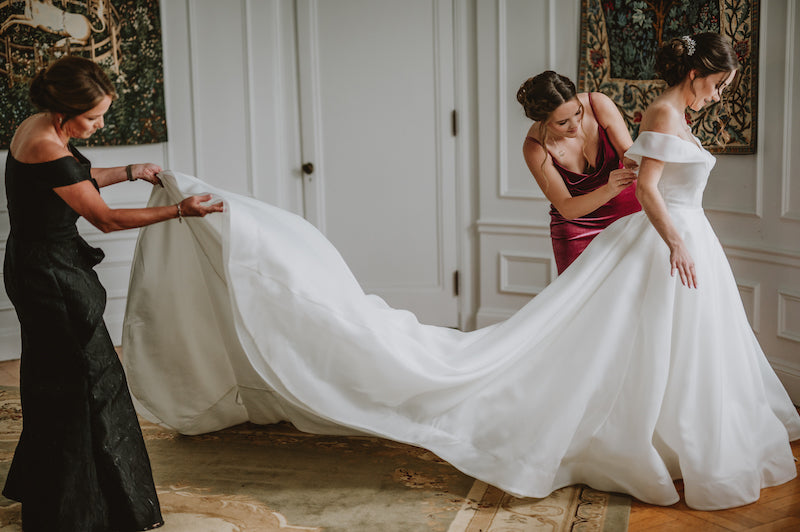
[530, 95, 641, 274]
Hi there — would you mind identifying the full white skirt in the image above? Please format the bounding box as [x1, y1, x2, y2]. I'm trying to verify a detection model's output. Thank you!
[124, 172, 800, 510]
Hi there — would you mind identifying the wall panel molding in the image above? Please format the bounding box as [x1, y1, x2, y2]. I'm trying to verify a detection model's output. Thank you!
[242, 0, 256, 197]
[477, 218, 550, 237]
[186, 0, 202, 176]
[772, 361, 800, 405]
[722, 240, 800, 269]
[782, 0, 800, 220]
[736, 280, 761, 333]
[778, 289, 800, 343]
[496, 0, 545, 200]
[499, 251, 556, 296]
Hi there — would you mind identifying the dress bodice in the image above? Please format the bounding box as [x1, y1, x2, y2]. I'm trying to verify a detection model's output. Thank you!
[549, 123, 623, 196]
[625, 131, 716, 209]
[5, 144, 96, 242]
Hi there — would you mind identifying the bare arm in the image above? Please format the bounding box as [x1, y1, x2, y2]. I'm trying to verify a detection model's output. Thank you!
[522, 136, 637, 220]
[590, 92, 636, 167]
[634, 105, 697, 288]
[91, 163, 163, 188]
[54, 180, 223, 233]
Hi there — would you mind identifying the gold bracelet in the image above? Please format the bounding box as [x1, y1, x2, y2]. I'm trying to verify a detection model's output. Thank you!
[176, 203, 183, 223]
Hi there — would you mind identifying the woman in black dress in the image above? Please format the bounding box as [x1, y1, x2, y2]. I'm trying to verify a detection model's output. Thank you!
[3, 56, 222, 531]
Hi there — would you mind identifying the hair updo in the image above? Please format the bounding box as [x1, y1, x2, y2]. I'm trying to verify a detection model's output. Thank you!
[29, 55, 117, 120]
[655, 32, 739, 87]
[516, 71, 578, 122]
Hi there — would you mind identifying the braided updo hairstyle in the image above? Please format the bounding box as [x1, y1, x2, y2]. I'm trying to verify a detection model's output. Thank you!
[516, 70, 578, 122]
[655, 32, 739, 87]
[29, 56, 116, 122]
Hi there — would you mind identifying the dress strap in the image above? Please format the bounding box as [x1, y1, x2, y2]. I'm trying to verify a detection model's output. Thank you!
[587, 92, 597, 116]
[526, 135, 557, 161]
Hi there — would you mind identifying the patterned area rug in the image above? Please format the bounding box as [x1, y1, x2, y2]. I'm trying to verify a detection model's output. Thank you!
[0, 386, 629, 531]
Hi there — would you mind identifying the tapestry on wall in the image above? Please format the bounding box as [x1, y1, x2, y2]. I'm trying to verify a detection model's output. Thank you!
[578, 0, 759, 154]
[0, 0, 167, 148]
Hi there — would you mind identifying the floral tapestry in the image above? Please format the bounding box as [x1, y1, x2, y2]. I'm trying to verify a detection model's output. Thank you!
[0, 0, 167, 148]
[578, 0, 759, 154]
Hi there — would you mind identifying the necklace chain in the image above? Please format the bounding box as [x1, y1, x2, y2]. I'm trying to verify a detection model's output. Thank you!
[552, 137, 566, 158]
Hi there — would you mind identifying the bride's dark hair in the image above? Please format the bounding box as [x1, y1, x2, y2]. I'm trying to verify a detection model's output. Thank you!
[656, 33, 740, 145]
[655, 32, 740, 87]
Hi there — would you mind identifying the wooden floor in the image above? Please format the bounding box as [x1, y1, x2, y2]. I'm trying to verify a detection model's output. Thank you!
[0, 358, 798, 530]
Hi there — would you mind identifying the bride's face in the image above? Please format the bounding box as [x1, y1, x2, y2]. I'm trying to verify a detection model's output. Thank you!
[689, 70, 736, 111]
[546, 98, 583, 139]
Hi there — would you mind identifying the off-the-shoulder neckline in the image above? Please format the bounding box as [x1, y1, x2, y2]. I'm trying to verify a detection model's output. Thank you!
[7, 143, 86, 166]
[636, 130, 703, 150]
[7, 152, 77, 166]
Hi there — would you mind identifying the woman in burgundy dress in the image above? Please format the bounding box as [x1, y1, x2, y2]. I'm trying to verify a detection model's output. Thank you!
[517, 71, 641, 273]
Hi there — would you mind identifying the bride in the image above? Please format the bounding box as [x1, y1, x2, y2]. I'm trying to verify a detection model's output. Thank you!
[123, 33, 799, 511]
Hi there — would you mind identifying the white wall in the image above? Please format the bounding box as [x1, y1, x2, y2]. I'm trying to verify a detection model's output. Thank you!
[474, 0, 800, 402]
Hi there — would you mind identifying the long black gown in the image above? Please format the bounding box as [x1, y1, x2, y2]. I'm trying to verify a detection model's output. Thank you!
[2, 145, 162, 531]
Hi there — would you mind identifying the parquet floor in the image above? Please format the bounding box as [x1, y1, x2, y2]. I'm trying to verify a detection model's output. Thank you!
[629, 437, 800, 531]
[0, 357, 798, 530]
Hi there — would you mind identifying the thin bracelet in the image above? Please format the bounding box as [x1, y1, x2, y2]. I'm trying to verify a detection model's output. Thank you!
[126, 164, 136, 181]
[176, 203, 183, 223]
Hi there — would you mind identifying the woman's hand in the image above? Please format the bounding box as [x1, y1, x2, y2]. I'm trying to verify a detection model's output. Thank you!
[622, 157, 639, 170]
[131, 163, 163, 187]
[605, 167, 638, 196]
[669, 241, 697, 289]
[178, 194, 224, 218]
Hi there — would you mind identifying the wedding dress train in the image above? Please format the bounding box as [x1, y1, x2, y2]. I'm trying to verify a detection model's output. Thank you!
[123, 132, 800, 510]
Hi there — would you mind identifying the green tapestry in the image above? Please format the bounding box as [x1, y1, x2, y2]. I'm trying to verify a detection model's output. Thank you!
[578, 0, 759, 154]
[0, 0, 167, 148]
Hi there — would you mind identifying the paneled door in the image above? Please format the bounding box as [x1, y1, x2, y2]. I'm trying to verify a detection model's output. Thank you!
[295, 0, 458, 326]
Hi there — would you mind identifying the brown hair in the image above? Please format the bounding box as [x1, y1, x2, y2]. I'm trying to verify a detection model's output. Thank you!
[656, 33, 740, 144]
[29, 55, 117, 122]
[655, 33, 739, 86]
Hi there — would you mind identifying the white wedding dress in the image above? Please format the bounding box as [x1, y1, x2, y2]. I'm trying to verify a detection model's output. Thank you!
[123, 132, 800, 510]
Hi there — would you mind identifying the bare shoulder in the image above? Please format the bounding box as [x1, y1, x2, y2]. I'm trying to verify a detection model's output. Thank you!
[523, 131, 547, 161]
[639, 97, 683, 136]
[587, 92, 625, 126]
[9, 118, 71, 164]
[587, 91, 616, 113]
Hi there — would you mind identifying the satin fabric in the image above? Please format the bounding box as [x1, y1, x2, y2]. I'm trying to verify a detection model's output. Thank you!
[124, 132, 799, 510]
[532, 94, 641, 273]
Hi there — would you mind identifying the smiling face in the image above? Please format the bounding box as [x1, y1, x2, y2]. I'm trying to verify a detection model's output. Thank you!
[545, 98, 583, 138]
[688, 70, 736, 111]
[62, 94, 112, 139]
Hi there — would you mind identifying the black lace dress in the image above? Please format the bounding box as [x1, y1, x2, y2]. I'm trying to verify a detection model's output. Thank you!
[2, 145, 163, 531]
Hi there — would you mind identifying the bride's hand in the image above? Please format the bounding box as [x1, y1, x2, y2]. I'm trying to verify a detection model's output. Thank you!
[670, 242, 697, 289]
[179, 194, 224, 217]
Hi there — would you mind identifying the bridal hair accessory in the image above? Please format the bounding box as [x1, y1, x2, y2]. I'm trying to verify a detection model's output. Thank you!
[680, 35, 696, 56]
